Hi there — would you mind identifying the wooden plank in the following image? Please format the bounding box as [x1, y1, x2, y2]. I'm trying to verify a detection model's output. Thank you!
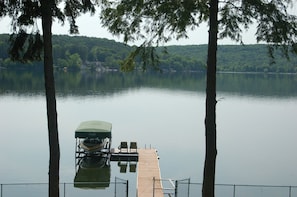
[137, 149, 163, 197]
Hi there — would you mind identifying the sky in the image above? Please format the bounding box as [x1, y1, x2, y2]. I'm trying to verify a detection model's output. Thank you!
[1, 3, 296, 46]
[0, 13, 260, 46]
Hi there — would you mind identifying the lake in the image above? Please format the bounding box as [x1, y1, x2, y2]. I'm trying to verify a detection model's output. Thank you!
[0, 70, 297, 196]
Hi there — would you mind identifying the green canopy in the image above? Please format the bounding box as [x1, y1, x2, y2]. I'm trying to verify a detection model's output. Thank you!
[75, 120, 112, 139]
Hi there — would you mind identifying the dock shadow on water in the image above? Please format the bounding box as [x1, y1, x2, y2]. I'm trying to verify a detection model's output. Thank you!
[74, 156, 111, 189]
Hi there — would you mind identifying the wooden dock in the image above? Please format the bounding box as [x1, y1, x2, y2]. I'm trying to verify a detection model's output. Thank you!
[137, 149, 163, 197]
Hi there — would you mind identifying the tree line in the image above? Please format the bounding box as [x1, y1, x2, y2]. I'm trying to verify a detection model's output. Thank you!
[1, 34, 296, 73]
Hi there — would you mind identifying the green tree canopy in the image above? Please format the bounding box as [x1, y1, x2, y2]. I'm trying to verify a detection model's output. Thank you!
[100, 0, 297, 55]
[0, 0, 99, 62]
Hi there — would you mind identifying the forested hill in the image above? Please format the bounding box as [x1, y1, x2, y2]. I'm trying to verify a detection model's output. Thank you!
[0, 34, 296, 73]
[164, 44, 297, 73]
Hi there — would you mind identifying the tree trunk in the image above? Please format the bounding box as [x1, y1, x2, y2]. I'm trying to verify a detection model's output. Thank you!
[202, 0, 218, 197]
[41, 1, 60, 197]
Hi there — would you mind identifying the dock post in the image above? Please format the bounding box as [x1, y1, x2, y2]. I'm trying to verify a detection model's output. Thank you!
[175, 180, 178, 196]
[126, 180, 129, 197]
[233, 184, 236, 197]
[153, 177, 155, 197]
[114, 177, 117, 197]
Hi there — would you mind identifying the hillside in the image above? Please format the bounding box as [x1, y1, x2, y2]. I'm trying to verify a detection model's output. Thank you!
[0, 34, 296, 73]
[164, 44, 297, 72]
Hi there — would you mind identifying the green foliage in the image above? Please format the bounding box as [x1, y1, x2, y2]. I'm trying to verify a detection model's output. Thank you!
[56, 52, 82, 70]
[2, 1, 296, 71]
[0, 34, 296, 73]
[100, 0, 209, 44]
[100, 0, 209, 70]
[51, 35, 131, 70]
[219, 0, 297, 59]
[64, 0, 97, 34]
[9, 30, 43, 62]
[0, 0, 99, 63]
[124, 45, 161, 72]
[100, 0, 297, 70]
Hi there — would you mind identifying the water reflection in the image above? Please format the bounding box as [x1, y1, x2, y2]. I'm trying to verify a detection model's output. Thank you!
[74, 156, 111, 189]
[117, 161, 137, 173]
[1, 69, 297, 98]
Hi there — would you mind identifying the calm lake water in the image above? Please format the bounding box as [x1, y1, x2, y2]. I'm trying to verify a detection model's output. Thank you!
[0, 70, 297, 196]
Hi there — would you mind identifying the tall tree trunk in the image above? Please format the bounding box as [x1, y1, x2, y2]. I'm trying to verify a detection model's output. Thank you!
[41, 0, 60, 197]
[202, 0, 218, 197]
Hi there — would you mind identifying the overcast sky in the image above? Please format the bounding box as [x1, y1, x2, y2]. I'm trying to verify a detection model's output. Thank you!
[1, 3, 296, 46]
[0, 15, 257, 46]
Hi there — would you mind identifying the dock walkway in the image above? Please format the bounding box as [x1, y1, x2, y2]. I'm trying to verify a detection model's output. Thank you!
[137, 149, 163, 197]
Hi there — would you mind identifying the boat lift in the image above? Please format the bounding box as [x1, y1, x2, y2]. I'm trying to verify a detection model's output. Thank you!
[74, 120, 139, 178]
[75, 120, 112, 166]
